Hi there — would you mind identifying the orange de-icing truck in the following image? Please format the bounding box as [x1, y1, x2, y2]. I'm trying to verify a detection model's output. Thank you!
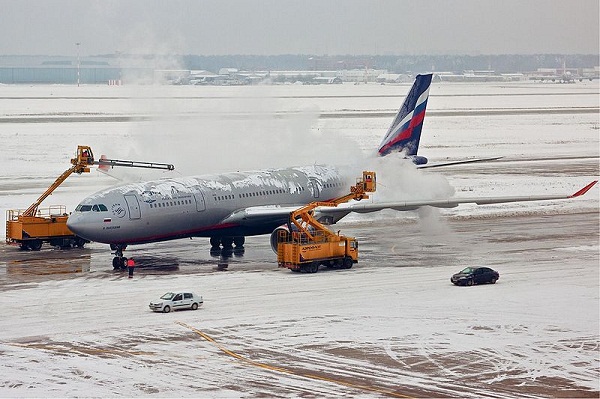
[277, 171, 376, 273]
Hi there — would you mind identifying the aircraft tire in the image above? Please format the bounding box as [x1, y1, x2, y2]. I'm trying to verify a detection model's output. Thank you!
[209, 237, 220, 248]
[233, 236, 245, 247]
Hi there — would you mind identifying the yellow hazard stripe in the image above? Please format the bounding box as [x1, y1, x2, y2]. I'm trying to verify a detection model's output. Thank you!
[176, 321, 413, 398]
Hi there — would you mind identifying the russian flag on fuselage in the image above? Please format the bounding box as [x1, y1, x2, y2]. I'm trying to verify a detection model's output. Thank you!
[378, 73, 433, 156]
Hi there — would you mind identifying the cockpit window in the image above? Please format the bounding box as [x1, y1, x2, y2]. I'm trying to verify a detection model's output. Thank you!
[76, 204, 108, 212]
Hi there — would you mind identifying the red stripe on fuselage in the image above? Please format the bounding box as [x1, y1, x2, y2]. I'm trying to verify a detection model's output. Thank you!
[113, 222, 240, 244]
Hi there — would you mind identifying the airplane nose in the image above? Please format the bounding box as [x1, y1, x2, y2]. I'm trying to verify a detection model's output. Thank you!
[66, 212, 92, 240]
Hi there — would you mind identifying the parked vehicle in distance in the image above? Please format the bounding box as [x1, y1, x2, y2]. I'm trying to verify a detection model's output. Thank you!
[451, 267, 499, 286]
[149, 292, 203, 313]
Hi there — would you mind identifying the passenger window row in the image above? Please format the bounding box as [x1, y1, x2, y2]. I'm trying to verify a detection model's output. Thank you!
[212, 182, 341, 202]
[149, 199, 192, 208]
[239, 188, 287, 198]
[214, 188, 288, 202]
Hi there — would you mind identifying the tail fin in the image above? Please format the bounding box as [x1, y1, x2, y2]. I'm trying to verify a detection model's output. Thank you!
[378, 73, 433, 162]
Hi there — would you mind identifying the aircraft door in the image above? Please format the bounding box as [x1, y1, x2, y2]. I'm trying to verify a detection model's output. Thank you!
[308, 178, 320, 199]
[192, 187, 206, 212]
[124, 194, 141, 219]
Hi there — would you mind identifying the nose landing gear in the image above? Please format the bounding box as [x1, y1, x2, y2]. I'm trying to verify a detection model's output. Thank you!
[110, 243, 128, 270]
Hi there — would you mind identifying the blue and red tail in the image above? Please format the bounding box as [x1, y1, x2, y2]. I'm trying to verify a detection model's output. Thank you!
[378, 73, 433, 164]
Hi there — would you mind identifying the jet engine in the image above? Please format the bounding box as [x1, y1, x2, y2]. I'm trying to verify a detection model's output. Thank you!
[270, 225, 291, 254]
[270, 223, 325, 254]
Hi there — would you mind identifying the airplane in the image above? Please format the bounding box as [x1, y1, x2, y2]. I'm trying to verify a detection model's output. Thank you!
[531, 60, 593, 84]
[66, 75, 598, 269]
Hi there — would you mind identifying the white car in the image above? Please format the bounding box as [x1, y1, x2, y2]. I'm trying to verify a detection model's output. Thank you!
[149, 292, 203, 313]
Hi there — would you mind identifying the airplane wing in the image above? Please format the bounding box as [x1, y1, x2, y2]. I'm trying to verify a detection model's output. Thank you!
[317, 180, 597, 223]
[220, 205, 303, 226]
[221, 181, 597, 226]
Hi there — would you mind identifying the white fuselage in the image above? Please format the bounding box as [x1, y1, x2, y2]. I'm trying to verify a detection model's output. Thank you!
[67, 165, 351, 245]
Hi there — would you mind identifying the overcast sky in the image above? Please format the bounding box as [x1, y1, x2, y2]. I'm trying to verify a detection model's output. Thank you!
[1, 0, 598, 56]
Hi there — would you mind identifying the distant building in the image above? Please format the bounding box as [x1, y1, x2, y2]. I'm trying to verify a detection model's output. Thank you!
[0, 57, 121, 84]
[312, 76, 342, 84]
[337, 68, 387, 83]
[0, 55, 158, 84]
[376, 73, 412, 83]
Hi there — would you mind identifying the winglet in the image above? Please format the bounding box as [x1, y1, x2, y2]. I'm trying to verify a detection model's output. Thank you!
[569, 180, 598, 198]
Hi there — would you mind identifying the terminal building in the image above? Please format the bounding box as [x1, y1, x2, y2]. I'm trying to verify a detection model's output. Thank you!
[4, 55, 593, 86]
[0, 55, 389, 85]
[0, 55, 153, 84]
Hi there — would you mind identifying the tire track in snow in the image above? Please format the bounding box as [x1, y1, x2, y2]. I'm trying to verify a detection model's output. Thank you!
[176, 321, 415, 398]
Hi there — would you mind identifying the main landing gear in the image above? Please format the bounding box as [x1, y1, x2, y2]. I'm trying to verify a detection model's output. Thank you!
[210, 236, 245, 250]
[110, 243, 128, 270]
[209, 236, 245, 259]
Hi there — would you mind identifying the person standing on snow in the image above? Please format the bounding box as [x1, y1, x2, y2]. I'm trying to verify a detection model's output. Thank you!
[127, 258, 135, 278]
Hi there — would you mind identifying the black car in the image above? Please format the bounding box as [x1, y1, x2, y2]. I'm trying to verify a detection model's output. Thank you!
[451, 267, 499, 286]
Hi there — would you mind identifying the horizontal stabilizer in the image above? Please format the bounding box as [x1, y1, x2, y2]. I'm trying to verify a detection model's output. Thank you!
[417, 156, 504, 169]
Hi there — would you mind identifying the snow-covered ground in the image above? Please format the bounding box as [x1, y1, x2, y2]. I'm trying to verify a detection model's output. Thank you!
[0, 80, 598, 397]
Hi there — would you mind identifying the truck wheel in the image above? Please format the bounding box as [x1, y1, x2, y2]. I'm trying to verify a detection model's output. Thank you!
[191, 303, 198, 310]
[342, 257, 353, 269]
[163, 305, 171, 313]
[310, 262, 319, 273]
[29, 240, 42, 251]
